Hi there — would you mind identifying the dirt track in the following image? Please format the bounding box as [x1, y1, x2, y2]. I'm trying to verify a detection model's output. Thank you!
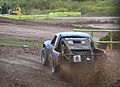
[0, 18, 74, 87]
[0, 46, 73, 87]
[0, 20, 72, 40]
[0, 18, 120, 87]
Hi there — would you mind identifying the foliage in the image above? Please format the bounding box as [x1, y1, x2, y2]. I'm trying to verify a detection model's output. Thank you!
[0, 0, 120, 16]
[48, 12, 81, 18]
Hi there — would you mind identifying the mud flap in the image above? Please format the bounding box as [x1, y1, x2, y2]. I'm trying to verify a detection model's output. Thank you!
[51, 57, 59, 73]
[41, 48, 48, 66]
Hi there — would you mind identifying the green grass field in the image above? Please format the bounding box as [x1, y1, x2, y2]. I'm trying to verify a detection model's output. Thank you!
[0, 38, 43, 48]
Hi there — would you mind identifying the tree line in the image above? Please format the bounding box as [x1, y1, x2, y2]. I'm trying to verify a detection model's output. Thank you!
[0, 0, 119, 16]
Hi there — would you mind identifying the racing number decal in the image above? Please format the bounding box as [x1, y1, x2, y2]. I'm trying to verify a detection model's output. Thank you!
[74, 55, 81, 62]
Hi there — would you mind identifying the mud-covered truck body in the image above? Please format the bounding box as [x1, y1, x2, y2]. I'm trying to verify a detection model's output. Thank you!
[41, 32, 105, 73]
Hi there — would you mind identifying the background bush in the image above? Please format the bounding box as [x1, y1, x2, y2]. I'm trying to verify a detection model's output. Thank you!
[0, 0, 120, 16]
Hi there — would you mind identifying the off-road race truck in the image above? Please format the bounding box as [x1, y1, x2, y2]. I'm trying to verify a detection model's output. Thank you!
[41, 32, 106, 73]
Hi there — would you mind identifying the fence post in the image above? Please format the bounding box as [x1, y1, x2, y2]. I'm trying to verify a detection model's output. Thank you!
[91, 31, 94, 38]
[109, 31, 113, 51]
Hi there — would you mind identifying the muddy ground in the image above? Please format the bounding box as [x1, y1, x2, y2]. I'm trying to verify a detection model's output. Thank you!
[0, 46, 74, 87]
[0, 18, 120, 87]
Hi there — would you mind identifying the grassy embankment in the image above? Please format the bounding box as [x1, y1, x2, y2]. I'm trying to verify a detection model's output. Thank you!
[0, 0, 118, 16]
[0, 12, 81, 20]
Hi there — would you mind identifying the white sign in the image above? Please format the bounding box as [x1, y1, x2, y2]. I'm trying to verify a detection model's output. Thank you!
[74, 55, 81, 62]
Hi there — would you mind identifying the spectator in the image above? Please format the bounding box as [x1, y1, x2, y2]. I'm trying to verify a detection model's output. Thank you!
[2, 3, 8, 14]
[16, 5, 22, 16]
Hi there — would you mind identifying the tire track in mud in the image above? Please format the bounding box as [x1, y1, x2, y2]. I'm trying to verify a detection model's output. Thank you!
[0, 45, 120, 87]
[0, 46, 73, 87]
[0, 61, 72, 87]
[0, 23, 73, 40]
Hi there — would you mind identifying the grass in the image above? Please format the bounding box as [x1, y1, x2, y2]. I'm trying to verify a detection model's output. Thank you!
[0, 38, 43, 48]
[48, 12, 81, 18]
[0, 12, 81, 20]
[0, 15, 47, 20]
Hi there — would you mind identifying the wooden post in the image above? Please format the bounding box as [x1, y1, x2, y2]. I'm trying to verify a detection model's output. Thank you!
[91, 31, 94, 38]
[109, 31, 113, 51]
